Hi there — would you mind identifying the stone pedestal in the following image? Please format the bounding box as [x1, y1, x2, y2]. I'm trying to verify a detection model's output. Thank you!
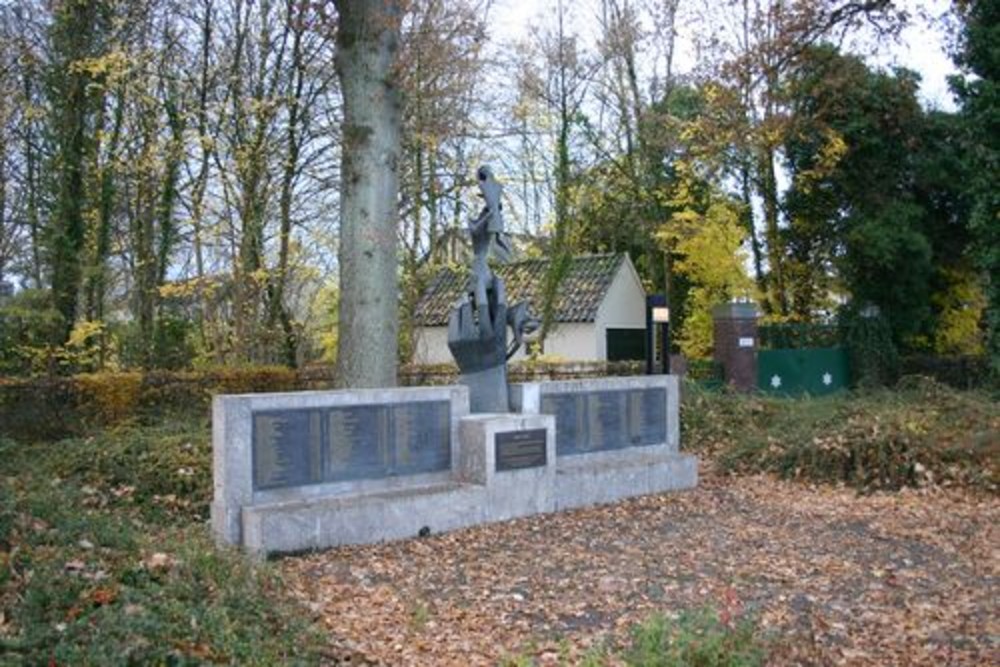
[712, 303, 759, 392]
[510, 376, 697, 510]
[456, 413, 556, 520]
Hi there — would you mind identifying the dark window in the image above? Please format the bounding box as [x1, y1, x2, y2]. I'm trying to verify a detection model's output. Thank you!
[606, 328, 645, 361]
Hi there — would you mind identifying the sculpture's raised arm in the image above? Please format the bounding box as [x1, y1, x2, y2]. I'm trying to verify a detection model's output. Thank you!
[477, 165, 511, 258]
[449, 165, 538, 412]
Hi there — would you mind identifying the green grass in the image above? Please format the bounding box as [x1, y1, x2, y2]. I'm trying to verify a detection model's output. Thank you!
[502, 609, 767, 666]
[621, 610, 764, 667]
[682, 376, 999, 492]
[0, 417, 327, 665]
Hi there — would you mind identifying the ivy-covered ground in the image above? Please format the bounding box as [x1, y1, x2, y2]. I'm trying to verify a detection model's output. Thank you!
[0, 419, 329, 665]
[0, 378, 996, 665]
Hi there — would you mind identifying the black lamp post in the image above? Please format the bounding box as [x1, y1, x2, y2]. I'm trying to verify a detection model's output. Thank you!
[646, 295, 671, 375]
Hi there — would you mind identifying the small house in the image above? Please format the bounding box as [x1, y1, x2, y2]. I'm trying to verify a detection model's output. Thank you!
[413, 253, 648, 364]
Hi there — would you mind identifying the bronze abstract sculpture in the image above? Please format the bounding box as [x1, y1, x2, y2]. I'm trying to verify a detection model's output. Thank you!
[447, 166, 538, 412]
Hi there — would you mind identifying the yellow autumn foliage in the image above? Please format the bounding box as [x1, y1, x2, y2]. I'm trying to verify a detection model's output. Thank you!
[657, 163, 754, 358]
[75, 372, 143, 424]
[932, 267, 986, 355]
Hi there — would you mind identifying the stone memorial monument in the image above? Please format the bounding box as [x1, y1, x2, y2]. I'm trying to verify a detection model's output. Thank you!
[447, 166, 539, 413]
[211, 167, 695, 557]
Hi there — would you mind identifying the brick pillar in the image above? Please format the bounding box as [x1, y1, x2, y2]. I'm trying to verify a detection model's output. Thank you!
[712, 303, 759, 392]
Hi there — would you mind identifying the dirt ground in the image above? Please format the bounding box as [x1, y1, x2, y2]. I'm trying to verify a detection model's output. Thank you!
[281, 470, 998, 665]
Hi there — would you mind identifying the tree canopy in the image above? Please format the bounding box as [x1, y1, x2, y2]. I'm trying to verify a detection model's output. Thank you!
[0, 0, 992, 379]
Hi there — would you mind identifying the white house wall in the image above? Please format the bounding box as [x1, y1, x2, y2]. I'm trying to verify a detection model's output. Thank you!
[412, 255, 648, 364]
[414, 322, 598, 364]
[594, 260, 647, 358]
[542, 322, 597, 361]
[413, 326, 452, 364]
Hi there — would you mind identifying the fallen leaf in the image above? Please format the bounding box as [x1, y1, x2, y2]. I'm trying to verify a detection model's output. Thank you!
[90, 587, 117, 606]
[63, 559, 86, 573]
[143, 552, 176, 571]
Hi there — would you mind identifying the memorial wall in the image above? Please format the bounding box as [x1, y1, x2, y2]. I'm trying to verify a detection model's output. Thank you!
[252, 400, 451, 490]
[213, 378, 695, 555]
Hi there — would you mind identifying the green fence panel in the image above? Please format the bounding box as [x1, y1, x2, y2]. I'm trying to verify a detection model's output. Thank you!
[758, 347, 849, 395]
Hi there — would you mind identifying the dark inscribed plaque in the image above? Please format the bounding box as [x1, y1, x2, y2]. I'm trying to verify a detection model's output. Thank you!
[591, 390, 627, 451]
[253, 410, 323, 490]
[495, 429, 547, 471]
[540, 393, 585, 455]
[540, 387, 667, 456]
[325, 400, 451, 482]
[633, 387, 667, 444]
[252, 400, 451, 490]
[326, 404, 387, 481]
[388, 400, 451, 476]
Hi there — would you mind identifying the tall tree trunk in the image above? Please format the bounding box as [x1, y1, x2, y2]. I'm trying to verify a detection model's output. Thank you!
[86, 88, 124, 323]
[334, 0, 403, 388]
[133, 124, 158, 369]
[539, 0, 574, 346]
[156, 95, 185, 287]
[759, 145, 786, 316]
[190, 0, 215, 353]
[50, 23, 93, 343]
[741, 163, 764, 287]
[21, 67, 42, 288]
[267, 0, 307, 368]
[0, 117, 6, 287]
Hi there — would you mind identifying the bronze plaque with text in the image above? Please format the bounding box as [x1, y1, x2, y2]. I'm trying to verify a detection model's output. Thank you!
[495, 429, 547, 471]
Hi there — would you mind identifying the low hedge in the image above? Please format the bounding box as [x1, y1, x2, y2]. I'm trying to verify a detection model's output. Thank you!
[898, 354, 993, 390]
[0, 367, 300, 441]
[0, 361, 648, 441]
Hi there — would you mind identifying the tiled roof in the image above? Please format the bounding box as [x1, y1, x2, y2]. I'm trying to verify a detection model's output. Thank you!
[414, 253, 627, 326]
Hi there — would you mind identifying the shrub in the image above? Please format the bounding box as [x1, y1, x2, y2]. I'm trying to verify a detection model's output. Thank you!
[0, 289, 63, 375]
[0, 367, 302, 441]
[838, 305, 899, 387]
[74, 372, 144, 425]
[899, 354, 993, 390]
[116, 312, 198, 371]
[623, 610, 765, 667]
[682, 378, 999, 492]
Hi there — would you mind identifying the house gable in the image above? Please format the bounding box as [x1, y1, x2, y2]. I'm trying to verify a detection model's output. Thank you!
[414, 253, 627, 327]
[595, 255, 646, 329]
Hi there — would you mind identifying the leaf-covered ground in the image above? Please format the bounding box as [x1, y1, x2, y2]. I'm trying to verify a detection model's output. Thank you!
[282, 468, 998, 665]
[2, 381, 994, 664]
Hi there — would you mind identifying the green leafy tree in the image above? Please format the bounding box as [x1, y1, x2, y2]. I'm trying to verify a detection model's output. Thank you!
[44, 0, 112, 344]
[572, 85, 720, 345]
[952, 0, 1000, 373]
[781, 46, 976, 347]
[657, 162, 753, 358]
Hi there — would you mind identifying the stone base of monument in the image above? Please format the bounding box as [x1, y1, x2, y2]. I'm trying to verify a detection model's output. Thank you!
[456, 413, 557, 520]
[555, 446, 698, 510]
[241, 480, 481, 555]
[212, 376, 697, 557]
[237, 415, 555, 556]
[511, 375, 699, 510]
